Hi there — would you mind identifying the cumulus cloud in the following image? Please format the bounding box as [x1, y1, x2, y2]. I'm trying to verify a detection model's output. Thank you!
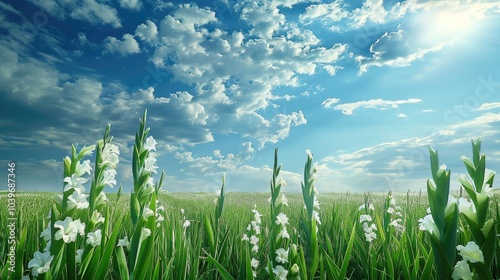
[350, 0, 387, 28]
[103, 34, 140, 56]
[135, 20, 158, 43]
[119, 0, 142, 10]
[299, 2, 348, 25]
[328, 98, 421, 115]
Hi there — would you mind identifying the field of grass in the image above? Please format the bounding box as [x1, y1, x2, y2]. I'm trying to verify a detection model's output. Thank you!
[1, 111, 498, 279]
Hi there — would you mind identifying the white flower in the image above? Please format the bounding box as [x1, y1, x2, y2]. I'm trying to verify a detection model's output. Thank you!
[251, 221, 261, 234]
[242, 234, 249, 242]
[457, 197, 476, 216]
[144, 136, 157, 151]
[28, 251, 53, 276]
[280, 193, 288, 206]
[279, 178, 287, 187]
[251, 258, 259, 269]
[101, 169, 117, 188]
[86, 229, 102, 247]
[250, 235, 259, 245]
[143, 206, 155, 220]
[117, 236, 130, 248]
[389, 197, 396, 206]
[358, 203, 375, 212]
[389, 218, 403, 227]
[252, 244, 259, 253]
[365, 231, 377, 243]
[40, 222, 52, 241]
[291, 263, 299, 274]
[63, 174, 88, 192]
[387, 207, 395, 214]
[101, 143, 120, 168]
[75, 160, 92, 177]
[96, 192, 109, 205]
[313, 196, 320, 209]
[275, 248, 289, 264]
[183, 220, 191, 229]
[252, 208, 263, 224]
[54, 217, 85, 243]
[312, 210, 321, 225]
[76, 249, 84, 264]
[273, 265, 289, 280]
[457, 241, 484, 263]
[359, 214, 372, 223]
[143, 154, 158, 174]
[67, 188, 89, 210]
[418, 214, 439, 237]
[141, 228, 151, 242]
[275, 212, 289, 226]
[91, 210, 105, 225]
[452, 260, 474, 280]
[277, 226, 290, 240]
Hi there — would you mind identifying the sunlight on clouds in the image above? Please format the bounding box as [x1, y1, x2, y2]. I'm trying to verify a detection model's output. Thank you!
[474, 102, 500, 111]
[324, 98, 421, 115]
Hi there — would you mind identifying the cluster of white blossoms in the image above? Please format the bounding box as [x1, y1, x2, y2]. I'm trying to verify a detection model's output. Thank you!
[29, 140, 121, 277]
[387, 195, 405, 235]
[452, 241, 485, 280]
[242, 205, 263, 277]
[359, 202, 377, 243]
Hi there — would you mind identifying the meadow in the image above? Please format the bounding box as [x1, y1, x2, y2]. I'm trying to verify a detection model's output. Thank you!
[1, 111, 498, 279]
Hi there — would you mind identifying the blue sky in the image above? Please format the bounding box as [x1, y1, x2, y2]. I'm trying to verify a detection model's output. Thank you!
[1, 0, 500, 193]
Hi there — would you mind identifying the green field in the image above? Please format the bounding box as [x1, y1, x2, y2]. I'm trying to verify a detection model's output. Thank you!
[1, 112, 498, 279]
[1, 190, 499, 279]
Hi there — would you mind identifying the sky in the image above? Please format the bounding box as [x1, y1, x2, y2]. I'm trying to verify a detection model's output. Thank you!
[1, 0, 500, 194]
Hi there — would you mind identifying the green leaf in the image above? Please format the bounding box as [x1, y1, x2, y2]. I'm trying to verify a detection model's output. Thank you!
[245, 250, 255, 280]
[338, 223, 357, 280]
[470, 261, 493, 280]
[420, 249, 434, 280]
[92, 217, 123, 280]
[115, 246, 130, 280]
[205, 252, 236, 280]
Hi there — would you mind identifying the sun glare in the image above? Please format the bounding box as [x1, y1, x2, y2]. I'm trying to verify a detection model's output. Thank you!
[433, 10, 475, 35]
[416, 7, 480, 46]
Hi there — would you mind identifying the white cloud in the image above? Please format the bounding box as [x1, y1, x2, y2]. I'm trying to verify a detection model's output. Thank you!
[321, 98, 340, 109]
[316, 112, 500, 192]
[103, 34, 140, 56]
[299, 2, 348, 24]
[474, 102, 500, 111]
[28, 0, 122, 28]
[119, 0, 142, 10]
[350, 0, 388, 28]
[135, 20, 158, 43]
[397, 113, 407, 118]
[330, 98, 421, 115]
[355, 1, 500, 74]
[323, 65, 342, 76]
[0, 2, 21, 16]
[240, 4, 285, 39]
